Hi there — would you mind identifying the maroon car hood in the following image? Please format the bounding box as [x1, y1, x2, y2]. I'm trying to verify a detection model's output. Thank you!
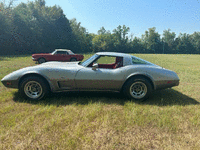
[32, 53, 52, 56]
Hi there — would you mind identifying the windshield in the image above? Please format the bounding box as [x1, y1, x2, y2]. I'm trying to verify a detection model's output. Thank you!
[80, 54, 99, 67]
[51, 50, 56, 55]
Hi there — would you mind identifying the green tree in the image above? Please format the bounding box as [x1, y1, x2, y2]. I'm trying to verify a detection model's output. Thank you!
[92, 32, 114, 52]
[130, 37, 145, 53]
[112, 25, 130, 52]
[141, 27, 162, 53]
[162, 29, 176, 53]
[189, 32, 200, 54]
[176, 33, 195, 54]
[70, 18, 93, 53]
[0, 1, 13, 51]
[97, 26, 107, 35]
[10, 0, 74, 54]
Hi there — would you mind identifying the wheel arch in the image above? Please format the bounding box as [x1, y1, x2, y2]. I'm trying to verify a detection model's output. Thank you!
[38, 57, 46, 63]
[70, 57, 77, 61]
[18, 73, 52, 91]
[38, 57, 46, 60]
[121, 74, 155, 91]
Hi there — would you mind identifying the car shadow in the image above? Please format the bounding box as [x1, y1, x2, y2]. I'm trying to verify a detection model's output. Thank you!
[13, 88, 199, 106]
[140, 89, 199, 106]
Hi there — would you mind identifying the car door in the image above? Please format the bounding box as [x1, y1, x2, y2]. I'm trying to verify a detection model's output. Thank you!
[75, 67, 125, 91]
[61, 51, 70, 61]
[54, 54, 63, 61]
[52, 51, 66, 61]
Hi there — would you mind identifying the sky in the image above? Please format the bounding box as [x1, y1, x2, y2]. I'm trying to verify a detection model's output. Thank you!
[13, 0, 200, 37]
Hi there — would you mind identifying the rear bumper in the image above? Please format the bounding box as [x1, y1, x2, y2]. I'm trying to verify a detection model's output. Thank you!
[155, 80, 179, 90]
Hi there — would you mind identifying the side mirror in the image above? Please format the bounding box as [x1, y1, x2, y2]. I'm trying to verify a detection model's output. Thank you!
[92, 63, 98, 70]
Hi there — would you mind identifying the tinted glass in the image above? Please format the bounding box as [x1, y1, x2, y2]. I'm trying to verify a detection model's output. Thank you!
[132, 57, 147, 64]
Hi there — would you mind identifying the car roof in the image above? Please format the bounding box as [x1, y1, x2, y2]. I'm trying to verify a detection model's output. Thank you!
[96, 52, 131, 58]
[55, 49, 72, 52]
[54, 49, 74, 54]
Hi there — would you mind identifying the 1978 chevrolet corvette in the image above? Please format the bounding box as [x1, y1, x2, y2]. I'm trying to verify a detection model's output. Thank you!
[1, 52, 179, 101]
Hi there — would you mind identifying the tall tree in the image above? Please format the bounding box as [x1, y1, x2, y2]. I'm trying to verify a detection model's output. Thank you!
[162, 29, 176, 53]
[130, 37, 145, 53]
[142, 27, 162, 53]
[189, 32, 200, 54]
[70, 18, 93, 53]
[112, 25, 130, 52]
[92, 27, 114, 52]
[97, 26, 107, 35]
[176, 33, 195, 54]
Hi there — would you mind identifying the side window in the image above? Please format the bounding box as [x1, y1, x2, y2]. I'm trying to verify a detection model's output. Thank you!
[116, 57, 123, 68]
[96, 56, 116, 64]
[132, 57, 147, 64]
[92, 56, 123, 69]
[56, 51, 66, 55]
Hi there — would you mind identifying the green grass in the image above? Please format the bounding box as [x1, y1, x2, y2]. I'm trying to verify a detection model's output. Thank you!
[0, 54, 200, 150]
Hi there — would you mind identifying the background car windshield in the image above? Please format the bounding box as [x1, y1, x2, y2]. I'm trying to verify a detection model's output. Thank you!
[80, 54, 99, 67]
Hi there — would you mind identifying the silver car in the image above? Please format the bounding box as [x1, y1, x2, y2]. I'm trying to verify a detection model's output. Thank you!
[1, 52, 179, 101]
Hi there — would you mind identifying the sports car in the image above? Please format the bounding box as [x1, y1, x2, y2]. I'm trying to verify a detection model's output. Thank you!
[32, 49, 84, 64]
[1, 52, 179, 101]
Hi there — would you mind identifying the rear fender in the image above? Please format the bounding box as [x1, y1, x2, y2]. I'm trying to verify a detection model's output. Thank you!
[122, 72, 155, 90]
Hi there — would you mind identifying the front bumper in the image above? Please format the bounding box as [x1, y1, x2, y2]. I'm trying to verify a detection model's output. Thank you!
[1, 80, 19, 89]
[32, 57, 37, 61]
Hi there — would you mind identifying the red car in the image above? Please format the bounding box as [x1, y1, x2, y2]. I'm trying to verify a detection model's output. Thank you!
[32, 49, 84, 64]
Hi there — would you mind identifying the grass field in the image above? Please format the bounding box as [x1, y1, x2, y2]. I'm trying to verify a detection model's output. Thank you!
[0, 54, 200, 150]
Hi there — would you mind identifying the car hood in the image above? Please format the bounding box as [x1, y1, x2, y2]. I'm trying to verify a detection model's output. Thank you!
[25, 61, 83, 72]
[39, 61, 80, 67]
[32, 53, 51, 56]
[1, 62, 83, 81]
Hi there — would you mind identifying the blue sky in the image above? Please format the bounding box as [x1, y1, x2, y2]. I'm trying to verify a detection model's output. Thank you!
[15, 0, 200, 37]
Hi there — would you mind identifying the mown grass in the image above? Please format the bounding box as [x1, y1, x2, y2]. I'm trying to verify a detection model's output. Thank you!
[0, 54, 200, 150]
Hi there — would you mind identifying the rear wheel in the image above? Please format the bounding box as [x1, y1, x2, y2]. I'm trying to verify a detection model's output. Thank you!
[19, 76, 49, 100]
[123, 77, 152, 101]
[38, 58, 46, 64]
[70, 58, 77, 62]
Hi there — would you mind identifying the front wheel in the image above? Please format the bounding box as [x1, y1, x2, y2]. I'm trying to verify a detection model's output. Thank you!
[123, 77, 152, 101]
[19, 76, 49, 100]
[38, 58, 46, 64]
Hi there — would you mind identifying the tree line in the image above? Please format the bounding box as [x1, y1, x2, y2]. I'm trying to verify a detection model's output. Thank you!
[0, 0, 200, 55]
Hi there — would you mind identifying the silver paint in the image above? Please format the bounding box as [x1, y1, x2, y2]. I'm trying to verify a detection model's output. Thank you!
[1, 52, 180, 94]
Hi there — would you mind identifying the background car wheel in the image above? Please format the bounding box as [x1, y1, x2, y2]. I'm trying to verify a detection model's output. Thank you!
[70, 58, 77, 62]
[38, 58, 46, 64]
[123, 77, 152, 101]
[19, 76, 49, 100]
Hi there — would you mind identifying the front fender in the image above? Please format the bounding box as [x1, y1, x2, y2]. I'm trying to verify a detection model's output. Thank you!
[18, 71, 57, 92]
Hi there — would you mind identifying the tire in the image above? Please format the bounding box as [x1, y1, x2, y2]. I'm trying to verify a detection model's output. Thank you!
[123, 77, 152, 101]
[38, 58, 46, 64]
[70, 58, 77, 62]
[19, 76, 49, 100]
